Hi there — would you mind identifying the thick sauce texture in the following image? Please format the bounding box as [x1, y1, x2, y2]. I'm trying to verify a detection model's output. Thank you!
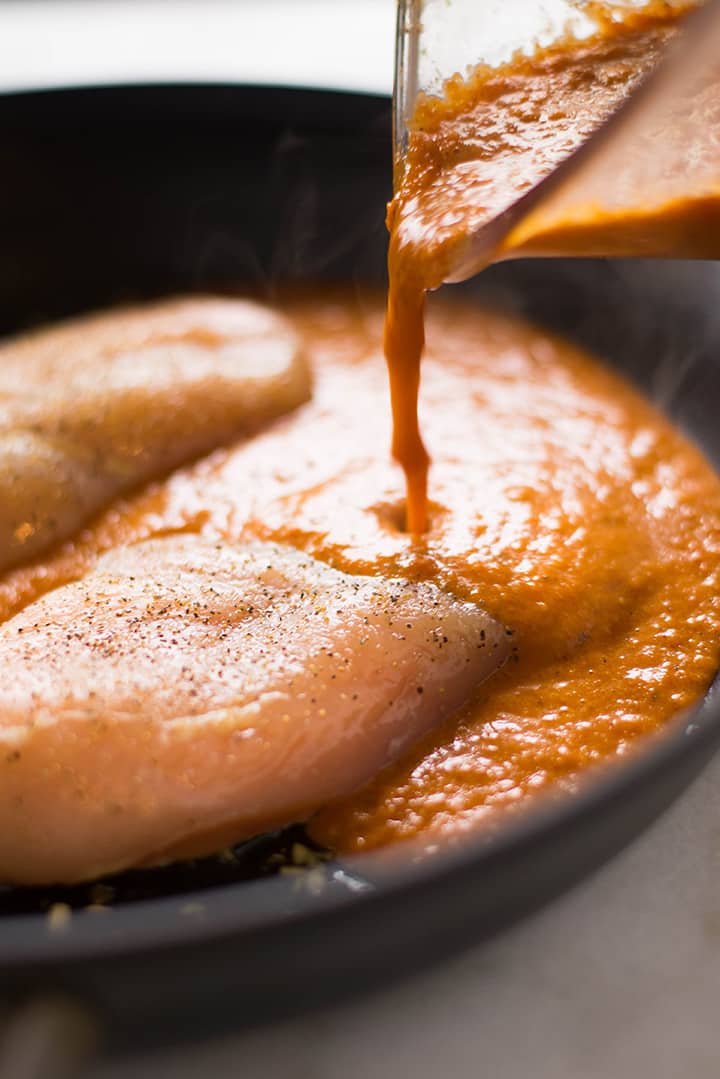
[2, 290, 719, 853]
[386, 4, 701, 532]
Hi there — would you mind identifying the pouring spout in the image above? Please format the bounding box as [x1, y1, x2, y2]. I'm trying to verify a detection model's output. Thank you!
[393, 0, 720, 285]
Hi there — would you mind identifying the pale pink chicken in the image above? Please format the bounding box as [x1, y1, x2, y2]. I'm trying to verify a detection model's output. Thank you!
[0, 535, 508, 884]
[0, 297, 310, 572]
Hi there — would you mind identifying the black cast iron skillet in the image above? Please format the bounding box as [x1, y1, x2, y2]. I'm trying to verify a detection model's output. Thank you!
[1, 84, 720, 1062]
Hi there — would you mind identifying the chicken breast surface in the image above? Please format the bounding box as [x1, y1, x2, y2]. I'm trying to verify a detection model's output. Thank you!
[0, 536, 508, 883]
[0, 297, 310, 572]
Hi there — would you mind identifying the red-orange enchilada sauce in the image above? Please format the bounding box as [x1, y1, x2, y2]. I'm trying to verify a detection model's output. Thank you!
[319, 2, 720, 850]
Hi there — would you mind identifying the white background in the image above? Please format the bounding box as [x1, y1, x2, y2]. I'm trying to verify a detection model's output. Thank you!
[1, 3, 719, 1076]
[0, 0, 395, 94]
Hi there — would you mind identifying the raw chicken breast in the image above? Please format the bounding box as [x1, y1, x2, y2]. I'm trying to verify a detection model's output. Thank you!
[0, 297, 310, 572]
[0, 536, 508, 883]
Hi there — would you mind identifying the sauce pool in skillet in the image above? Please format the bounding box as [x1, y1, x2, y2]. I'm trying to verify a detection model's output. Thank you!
[1, 288, 719, 857]
[317, 0, 720, 853]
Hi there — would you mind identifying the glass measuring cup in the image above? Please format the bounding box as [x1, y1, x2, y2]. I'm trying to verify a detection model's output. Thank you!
[393, 0, 720, 283]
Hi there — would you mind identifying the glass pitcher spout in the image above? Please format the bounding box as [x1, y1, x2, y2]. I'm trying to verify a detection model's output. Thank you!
[394, 0, 720, 284]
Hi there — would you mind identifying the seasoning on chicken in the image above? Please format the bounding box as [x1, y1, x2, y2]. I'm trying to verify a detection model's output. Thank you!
[0, 535, 508, 884]
[0, 297, 311, 572]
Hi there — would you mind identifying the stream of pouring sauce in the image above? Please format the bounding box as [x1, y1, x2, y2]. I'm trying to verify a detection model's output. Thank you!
[385, 3, 702, 533]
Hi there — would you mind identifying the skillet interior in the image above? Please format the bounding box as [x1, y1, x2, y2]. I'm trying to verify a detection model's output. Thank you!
[0, 84, 719, 1051]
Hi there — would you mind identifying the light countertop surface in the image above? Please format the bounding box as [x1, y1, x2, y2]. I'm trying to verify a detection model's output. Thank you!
[1, 3, 719, 1077]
